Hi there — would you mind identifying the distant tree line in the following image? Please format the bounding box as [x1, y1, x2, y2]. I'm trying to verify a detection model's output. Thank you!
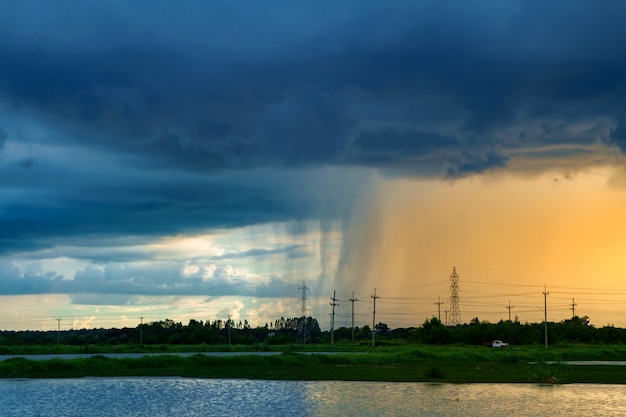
[404, 316, 626, 346]
[1, 315, 625, 347]
[323, 316, 626, 346]
[0, 317, 321, 347]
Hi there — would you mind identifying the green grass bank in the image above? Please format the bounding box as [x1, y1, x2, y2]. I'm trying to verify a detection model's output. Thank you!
[2, 344, 626, 383]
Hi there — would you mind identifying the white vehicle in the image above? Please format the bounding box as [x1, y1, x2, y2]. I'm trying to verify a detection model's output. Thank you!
[491, 340, 509, 348]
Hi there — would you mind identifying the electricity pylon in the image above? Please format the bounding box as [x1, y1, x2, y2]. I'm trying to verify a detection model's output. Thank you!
[449, 267, 461, 326]
[298, 280, 310, 344]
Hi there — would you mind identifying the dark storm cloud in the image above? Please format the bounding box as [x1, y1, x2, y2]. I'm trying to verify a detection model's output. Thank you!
[17, 157, 35, 169]
[445, 150, 510, 178]
[1, 0, 626, 285]
[0, 162, 321, 255]
[609, 122, 626, 153]
[0, 127, 6, 152]
[2, 1, 625, 172]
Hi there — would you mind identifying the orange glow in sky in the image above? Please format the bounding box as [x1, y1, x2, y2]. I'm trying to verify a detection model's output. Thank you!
[338, 164, 626, 327]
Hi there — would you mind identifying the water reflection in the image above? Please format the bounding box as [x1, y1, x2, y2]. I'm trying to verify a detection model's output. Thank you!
[305, 381, 626, 417]
[1, 378, 625, 417]
[0, 378, 309, 417]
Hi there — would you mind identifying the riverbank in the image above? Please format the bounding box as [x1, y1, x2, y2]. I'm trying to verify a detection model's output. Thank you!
[2, 344, 626, 383]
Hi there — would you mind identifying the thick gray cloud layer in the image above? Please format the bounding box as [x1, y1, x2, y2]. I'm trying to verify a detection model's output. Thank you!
[3, 1, 625, 171]
[1, 1, 626, 297]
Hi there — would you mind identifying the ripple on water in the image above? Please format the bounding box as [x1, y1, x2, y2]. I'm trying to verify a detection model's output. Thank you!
[1, 378, 625, 417]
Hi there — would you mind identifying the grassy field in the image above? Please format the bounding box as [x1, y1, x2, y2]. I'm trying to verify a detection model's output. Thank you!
[1, 344, 626, 383]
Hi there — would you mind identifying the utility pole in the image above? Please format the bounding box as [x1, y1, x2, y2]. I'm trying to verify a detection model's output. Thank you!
[329, 290, 339, 345]
[434, 296, 444, 322]
[139, 315, 144, 345]
[349, 291, 359, 341]
[444, 309, 448, 326]
[371, 288, 380, 347]
[227, 314, 232, 345]
[570, 298, 577, 318]
[56, 317, 62, 345]
[543, 284, 550, 348]
[505, 300, 515, 322]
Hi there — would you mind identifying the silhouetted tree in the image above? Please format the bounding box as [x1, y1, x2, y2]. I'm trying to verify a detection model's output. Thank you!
[415, 317, 451, 344]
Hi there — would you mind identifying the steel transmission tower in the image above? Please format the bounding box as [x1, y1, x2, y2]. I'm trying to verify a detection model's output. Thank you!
[449, 267, 461, 326]
[298, 280, 311, 344]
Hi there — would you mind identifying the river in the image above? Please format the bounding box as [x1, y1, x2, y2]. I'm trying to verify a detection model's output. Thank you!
[1, 378, 625, 416]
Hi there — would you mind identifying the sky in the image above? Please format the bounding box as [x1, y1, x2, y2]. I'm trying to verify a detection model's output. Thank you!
[2, 1, 626, 331]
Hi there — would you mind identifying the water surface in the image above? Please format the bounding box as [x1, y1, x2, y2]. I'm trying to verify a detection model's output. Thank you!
[1, 378, 624, 416]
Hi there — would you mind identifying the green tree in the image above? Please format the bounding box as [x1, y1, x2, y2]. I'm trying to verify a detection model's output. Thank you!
[357, 325, 371, 340]
[375, 322, 389, 336]
[559, 316, 594, 343]
[415, 317, 451, 344]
